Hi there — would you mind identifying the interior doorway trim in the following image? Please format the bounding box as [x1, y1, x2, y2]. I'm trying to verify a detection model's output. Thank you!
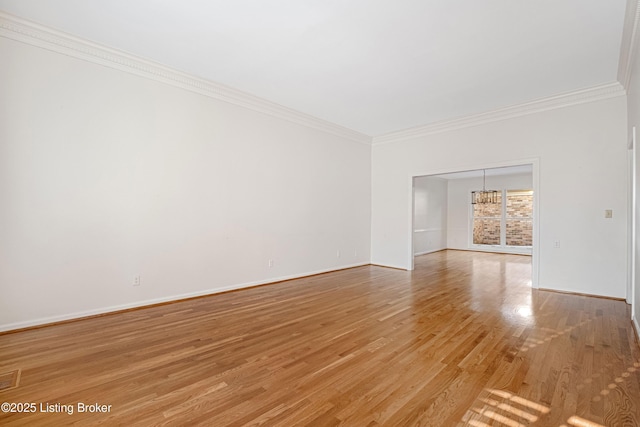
[408, 158, 540, 289]
[629, 128, 636, 311]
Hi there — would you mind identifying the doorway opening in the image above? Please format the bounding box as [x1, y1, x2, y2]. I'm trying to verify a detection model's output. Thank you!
[410, 162, 539, 287]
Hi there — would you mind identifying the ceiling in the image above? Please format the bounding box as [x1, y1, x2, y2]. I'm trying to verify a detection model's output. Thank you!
[0, 0, 629, 136]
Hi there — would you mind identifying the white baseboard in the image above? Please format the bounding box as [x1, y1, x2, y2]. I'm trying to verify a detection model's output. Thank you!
[466, 246, 532, 256]
[414, 247, 446, 256]
[537, 286, 626, 301]
[0, 262, 369, 332]
[370, 262, 409, 270]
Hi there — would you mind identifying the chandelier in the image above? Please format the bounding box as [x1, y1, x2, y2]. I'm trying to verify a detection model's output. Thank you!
[471, 169, 498, 204]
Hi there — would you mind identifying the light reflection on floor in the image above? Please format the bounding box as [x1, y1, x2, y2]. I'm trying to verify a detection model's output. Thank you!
[461, 356, 640, 426]
[462, 388, 610, 426]
[463, 389, 549, 426]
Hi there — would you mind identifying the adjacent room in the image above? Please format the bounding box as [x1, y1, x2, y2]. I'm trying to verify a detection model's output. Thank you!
[413, 165, 534, 259]
[1, 1, 640, 426]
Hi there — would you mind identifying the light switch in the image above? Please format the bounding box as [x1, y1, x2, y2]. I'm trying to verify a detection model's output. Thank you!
[605, 209, 613, 219]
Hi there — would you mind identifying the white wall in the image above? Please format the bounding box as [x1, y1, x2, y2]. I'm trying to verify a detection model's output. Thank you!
[372, 96, 628, 298]
[413, 176, 447, 255]
[626, 9, 640, 332]
[447, 173, 532, 254]
[0, 37, 371, 331]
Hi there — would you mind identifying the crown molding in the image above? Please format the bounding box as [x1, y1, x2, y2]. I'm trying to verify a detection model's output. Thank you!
[618, 0, 640, 90]
[372, 82, 626, 145]
[0, 12, 371, 145]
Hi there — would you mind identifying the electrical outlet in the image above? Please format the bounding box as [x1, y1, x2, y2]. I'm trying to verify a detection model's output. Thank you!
[268, 259, 274, 268]
[553, 241, 560, 249]
[336, 250, 340, 258]
[133, 276, 141, 286]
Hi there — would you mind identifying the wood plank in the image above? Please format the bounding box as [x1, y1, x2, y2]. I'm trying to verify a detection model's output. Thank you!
[0, 250, 639, 426]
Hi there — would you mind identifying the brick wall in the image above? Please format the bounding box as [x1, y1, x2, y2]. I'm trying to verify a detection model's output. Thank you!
[473, 219, 500, 245]
[506, 219, 532, 246]
[506, 192, 532, 246]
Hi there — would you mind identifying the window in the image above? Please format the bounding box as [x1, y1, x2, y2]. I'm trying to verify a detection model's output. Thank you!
[505, 190, 533, 246]
[472, 189, 533, 248]
[472, 192, 502, 245]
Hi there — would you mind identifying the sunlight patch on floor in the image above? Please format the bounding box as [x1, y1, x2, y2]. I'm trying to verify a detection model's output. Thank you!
[566, 415, 605, 427]
[461, 389, 550, 426]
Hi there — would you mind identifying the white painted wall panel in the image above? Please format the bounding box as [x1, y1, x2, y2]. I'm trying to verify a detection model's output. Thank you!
[625, 11, 640, 330]
[413, 176, 447, 255]
[372, 96, 628, 298]
[0, 38, 371, 330]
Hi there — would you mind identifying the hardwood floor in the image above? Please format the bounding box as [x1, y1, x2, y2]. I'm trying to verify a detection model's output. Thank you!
[1, 250, 639, 426]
